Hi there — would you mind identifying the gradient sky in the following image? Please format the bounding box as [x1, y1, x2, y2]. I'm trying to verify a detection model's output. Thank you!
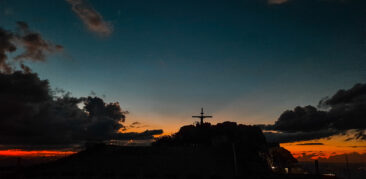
[0, 0, 366, 136]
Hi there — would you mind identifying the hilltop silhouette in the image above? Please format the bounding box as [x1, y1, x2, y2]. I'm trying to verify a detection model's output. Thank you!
[4, 121, 328, 179]
[153, 122, 266, 147]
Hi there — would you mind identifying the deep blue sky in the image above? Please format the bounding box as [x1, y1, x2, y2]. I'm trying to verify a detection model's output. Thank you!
[1, 0, 365, 132]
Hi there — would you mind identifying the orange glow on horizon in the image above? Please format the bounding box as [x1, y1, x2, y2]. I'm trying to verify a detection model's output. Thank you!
[281, 134, 366, 162]
[0, 149, 76, 157]
[121, 115, 366, 162]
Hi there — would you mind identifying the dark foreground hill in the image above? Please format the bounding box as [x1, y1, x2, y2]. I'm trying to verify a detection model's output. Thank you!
[25, 145, 267, 178]
[14, 122, 333, 179]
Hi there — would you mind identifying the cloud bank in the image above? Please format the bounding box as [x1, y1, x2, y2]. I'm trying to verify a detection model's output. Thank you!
[66, 0, 113, 36]
[0, 71, 124, 149]
[262, 83, 366, 143]
[0, 71, 163, 150]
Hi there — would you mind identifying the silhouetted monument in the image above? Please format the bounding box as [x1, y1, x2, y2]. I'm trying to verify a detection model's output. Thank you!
[192, 108, 212, 125]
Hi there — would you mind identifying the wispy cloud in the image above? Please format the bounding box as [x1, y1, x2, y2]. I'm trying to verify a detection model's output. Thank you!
[66, 0, 113, 36]
[0, 21, 63, 73]
[267, 0, 348, 5]
[268, 0, 289, 5]
[296, 143, 324, 145]
[14, 22, 63, 62]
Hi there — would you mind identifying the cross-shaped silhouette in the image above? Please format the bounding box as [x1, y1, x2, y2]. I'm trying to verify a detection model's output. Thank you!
[192, 108, 212, 125]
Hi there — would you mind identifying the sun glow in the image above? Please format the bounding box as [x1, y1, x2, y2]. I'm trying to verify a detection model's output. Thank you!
[0, 150, 76, 157]
[281, 134, 366, 162]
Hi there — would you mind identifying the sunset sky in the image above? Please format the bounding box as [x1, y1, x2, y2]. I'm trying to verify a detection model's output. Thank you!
[0, 0, 365, 160]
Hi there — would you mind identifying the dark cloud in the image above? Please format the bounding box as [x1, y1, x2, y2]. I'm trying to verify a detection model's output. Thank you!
[348, 146, 366, 148]
[294, 152, 318, 161]
[116, 130, 163, 140]
[264, 130, 337, 143]
[14, 21, 63, 61]
[20, 63, 32, 74]
[119, 121, 150, 132]
[267, 0, 288, 5]
[296, 143, 324, 145]
[354, 130, 366, 140]
[345, 130, 366, 141]
[320, 83, 366, 131]
[0, 72, 161, 150]
[128, 121, 149, 129]
[66, 0, 113, 36]
[267, 0, 348, 5]
[263, 83, 366, 143]
[0, 22, 63, 73]
[0, 27, 16, 73]
[320, 83, 366, 107]
[273, 106, 329, 132]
